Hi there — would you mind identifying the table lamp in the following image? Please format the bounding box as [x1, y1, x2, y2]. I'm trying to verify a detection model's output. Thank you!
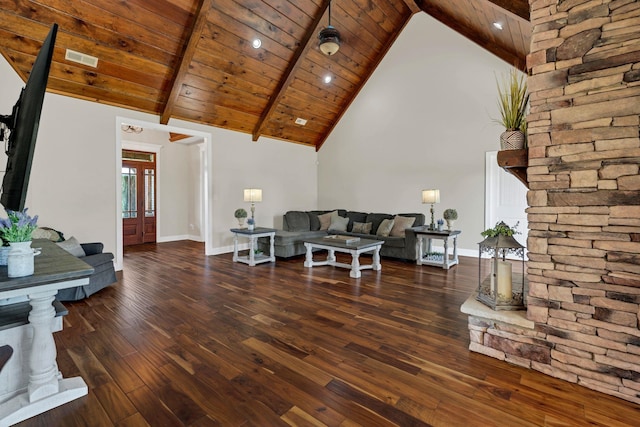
[422, 189, 440, 230]
[243, 188, 262, 220]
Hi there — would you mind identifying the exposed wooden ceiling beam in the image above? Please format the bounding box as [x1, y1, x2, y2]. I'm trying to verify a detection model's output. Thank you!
[485, 0, 530, 22]
[401, 0, 422, 14]
[414, 0, 526, 70]
[169, 132, 191, 142]
[160, 0, 212, 125]
[251, 1, 330, 142]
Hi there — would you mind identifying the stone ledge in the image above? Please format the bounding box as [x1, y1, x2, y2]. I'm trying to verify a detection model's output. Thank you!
[461, 293, 535, 330]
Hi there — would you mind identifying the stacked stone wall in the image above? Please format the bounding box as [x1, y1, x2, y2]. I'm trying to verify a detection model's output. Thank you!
[468, 0, 640, 404]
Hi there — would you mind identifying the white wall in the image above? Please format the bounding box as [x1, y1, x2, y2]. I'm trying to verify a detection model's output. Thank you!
[187, 143, 204, 241]
[0, 56, 318, 268]
[167, 121, 318, 252]
[318, 13, 513, 253]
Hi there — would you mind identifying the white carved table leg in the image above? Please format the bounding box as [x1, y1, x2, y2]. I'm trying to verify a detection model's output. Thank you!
[327, 249, 336, 264]
[443, 238, 450, 270]
[304, 243, 313, 268]
[350, 250, 361, 278]
[248, 236, 256, 266]
[232, 233, 239, 262]
[416, 236, 423, 266]
[452, 236, 459, 265]
[373, 246, 382, 271]
[27, 291, 59, 401]
[269, 233, 275, 262]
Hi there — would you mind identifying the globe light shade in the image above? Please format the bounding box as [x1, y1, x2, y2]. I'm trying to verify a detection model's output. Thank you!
[319, 26, 341, 56]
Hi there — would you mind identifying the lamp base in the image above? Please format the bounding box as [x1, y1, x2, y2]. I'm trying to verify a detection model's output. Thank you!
[430, 204, 435, 230]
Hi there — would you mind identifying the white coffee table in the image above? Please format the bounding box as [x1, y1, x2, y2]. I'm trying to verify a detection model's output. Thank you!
[303, 236, 384, 278]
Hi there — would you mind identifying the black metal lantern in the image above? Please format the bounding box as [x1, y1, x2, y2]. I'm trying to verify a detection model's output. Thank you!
[477, 231, 526, 310]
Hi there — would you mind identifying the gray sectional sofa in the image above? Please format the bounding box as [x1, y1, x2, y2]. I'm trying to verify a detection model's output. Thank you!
[258, 209, 425, 261]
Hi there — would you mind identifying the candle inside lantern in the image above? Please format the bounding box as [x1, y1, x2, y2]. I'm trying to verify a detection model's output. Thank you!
[496, 260, 512, 302]
[490, 258, 495, 295]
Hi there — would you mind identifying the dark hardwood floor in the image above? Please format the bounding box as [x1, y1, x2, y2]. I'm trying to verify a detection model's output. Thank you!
[15, 241, 640, 426]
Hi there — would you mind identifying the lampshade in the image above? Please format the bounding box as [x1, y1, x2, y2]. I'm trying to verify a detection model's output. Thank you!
[422, 189, 440, 204]
[243, 188, 262, 203]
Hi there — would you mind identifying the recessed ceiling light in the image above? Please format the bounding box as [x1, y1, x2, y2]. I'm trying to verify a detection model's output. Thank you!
[493, 22, 503, 30]
[252, 38, 262, 49]
[323, 75, 332, 84]
[295, 118, 307, 126]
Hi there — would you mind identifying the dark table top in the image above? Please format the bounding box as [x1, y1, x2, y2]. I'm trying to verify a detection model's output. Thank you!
[0, 239, 94, 295]
[304, 236, 384, 250]
[230, 227, 277, 235]
[411, 226, 461, 237]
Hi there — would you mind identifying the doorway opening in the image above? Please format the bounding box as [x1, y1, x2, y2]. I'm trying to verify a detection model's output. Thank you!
[122, 150, 156, 246]
[485, 151, 529, 258]
[115, 117, 212, 271]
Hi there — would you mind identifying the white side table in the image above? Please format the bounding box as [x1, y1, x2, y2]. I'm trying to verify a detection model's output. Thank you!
[231, 227, 276, 266]
[413, 228, 461, 269]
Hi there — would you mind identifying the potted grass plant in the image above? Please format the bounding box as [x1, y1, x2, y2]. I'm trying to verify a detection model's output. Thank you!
[234, 208, 248, 227]
[495, 68, 529, 150]
[443, 208, 458, 231]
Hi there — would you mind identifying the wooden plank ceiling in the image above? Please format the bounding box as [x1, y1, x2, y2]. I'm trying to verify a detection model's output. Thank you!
[0, 0, 529, 150]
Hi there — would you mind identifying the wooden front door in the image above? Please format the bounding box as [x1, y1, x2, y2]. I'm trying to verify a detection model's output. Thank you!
[122, 151, 156, 246]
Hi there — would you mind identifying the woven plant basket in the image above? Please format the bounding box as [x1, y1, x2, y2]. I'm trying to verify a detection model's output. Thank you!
[500, 130, 525, 150]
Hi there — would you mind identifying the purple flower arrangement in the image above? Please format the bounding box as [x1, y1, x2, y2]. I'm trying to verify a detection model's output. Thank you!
[0, 208, 38, 243]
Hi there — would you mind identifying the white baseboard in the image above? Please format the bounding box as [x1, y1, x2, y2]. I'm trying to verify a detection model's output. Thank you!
[211, 244, 246, 255]
[156, 235, 190, 243]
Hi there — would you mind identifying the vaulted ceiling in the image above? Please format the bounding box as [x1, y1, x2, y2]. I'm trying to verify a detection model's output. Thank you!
[0, 0, 530, 150]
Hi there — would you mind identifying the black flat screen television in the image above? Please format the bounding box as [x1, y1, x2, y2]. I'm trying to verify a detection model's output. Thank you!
[0, 23, 58, 212]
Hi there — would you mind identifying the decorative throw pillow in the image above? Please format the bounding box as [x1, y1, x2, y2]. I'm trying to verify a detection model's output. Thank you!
[390, 215, 416, 237]
[329, 215, 349, 232]
[318, 210, 338, 230]
[32, 227, 65, 242]
[376, 219, 395, 237]
[352, 221, 373, 234]
[56, 236, 86, 257]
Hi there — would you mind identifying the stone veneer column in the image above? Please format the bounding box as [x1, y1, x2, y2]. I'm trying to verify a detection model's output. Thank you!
[466, 0, 640, 404]
[527, 0, 640, 403]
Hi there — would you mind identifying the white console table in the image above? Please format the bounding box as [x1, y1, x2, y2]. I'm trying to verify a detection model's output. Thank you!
[0, 240, 94, 426]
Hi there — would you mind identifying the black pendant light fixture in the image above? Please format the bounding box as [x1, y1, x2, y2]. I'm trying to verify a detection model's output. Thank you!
[318, 1, 341, 56]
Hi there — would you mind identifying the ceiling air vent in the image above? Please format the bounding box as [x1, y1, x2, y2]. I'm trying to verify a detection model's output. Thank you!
[65, 49, 99, 68]
[295, 118, 307, 126]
